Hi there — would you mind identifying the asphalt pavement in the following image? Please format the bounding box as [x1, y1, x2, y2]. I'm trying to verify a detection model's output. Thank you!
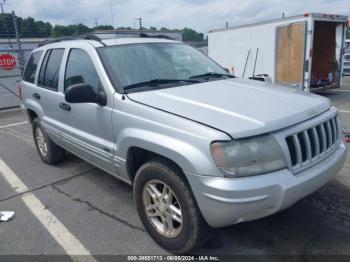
[0, 89, 350, 257]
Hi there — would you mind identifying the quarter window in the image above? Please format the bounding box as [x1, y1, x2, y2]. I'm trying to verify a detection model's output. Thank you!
[64, 49, 102, 92]
[23, 51, 43, 83]
[38, 49, 64, 91]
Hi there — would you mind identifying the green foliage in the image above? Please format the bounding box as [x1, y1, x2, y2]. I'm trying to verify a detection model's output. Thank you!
[182, 27, 204, 42]
[36, 21, 53, 37]
[93, 25, 114, 31]
[116, 26, 133, 30]
[53, 23, 91, 37]
[0, 13, 20, 38]
[0, 12, 205, 42]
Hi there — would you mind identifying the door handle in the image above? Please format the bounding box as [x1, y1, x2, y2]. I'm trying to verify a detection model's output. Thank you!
[32, 93, 40, 99]
[59, 103, 71, 111]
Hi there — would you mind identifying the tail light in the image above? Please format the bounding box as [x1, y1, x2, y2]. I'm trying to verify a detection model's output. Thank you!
[344, 129, 350, 143]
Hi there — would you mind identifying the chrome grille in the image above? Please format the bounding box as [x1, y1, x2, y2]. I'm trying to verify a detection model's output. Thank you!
[285, 115, 340, 170]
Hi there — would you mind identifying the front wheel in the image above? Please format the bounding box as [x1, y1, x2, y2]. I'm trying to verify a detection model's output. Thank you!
[134, 158, 211, 254]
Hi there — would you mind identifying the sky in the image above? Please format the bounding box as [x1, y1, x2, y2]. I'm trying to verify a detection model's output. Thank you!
[2, 0, 350, 33]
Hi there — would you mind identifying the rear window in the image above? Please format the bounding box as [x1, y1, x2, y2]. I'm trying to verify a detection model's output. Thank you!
[38, 48, 64, 91]
[23, 51, 43, 83]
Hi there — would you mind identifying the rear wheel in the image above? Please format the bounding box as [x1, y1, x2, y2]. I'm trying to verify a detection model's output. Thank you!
[134, 158, 211, 254]
[32, 118, 65, 165]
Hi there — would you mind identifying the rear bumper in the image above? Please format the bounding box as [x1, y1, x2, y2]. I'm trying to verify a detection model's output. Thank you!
[185, 141, 347, 228]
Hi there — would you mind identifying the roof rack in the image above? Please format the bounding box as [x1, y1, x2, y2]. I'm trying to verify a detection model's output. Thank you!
[37, 34, 107, 47]
[139, 33, 173, 40]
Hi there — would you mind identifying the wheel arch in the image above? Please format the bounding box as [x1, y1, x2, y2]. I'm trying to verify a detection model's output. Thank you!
[126, 146, 188, 183]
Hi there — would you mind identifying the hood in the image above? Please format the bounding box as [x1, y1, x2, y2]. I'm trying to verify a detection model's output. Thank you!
[127, 78, 331, 138]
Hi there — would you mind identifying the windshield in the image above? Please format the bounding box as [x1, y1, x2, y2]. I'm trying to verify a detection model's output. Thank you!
[98, 42, 230, 92]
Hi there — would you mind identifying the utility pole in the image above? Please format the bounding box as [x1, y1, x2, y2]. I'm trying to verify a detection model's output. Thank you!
[108, 0, 115, 29]
[136, 17, 142, 33]
[0, 0, 12, 47]
[11, 11, 24, 76]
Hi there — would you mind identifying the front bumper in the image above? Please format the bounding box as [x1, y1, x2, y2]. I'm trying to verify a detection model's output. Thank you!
[185, 141, 347, 228]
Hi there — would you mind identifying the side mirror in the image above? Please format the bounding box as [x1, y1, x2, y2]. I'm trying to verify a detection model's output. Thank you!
[65, 83, 106, 106]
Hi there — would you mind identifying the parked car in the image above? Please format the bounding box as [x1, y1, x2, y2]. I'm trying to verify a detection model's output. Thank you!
[20, 35, 347, 254]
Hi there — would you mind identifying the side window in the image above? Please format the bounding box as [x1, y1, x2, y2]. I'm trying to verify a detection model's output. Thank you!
[64, 49, 102, 92]
[38, 48, 64, 91]
[23, 51, 43, 83]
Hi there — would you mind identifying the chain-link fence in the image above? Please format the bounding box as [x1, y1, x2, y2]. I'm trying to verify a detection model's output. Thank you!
[0, 11, 43, 110]
[0, 11, 22, 110]
[0, 45, 22, 109]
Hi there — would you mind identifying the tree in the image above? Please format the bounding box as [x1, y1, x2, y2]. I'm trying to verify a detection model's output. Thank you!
[21, 17, 39, 37]
[53, 23, 91, 37]
[53, 25, 70, 37]
[35, 21, 52, 37]
[116, 26, 133, 30]
[0, 12, 206, 42]
[0, 13, 16, 38]
[93, 25, 114, 31]
[182, 27, 204, 42]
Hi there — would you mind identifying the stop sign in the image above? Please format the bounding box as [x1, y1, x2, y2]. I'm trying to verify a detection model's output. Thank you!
[0, 54, 17, 70]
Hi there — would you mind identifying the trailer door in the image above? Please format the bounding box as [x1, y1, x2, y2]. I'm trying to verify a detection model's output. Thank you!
[275, 22, 306, 88]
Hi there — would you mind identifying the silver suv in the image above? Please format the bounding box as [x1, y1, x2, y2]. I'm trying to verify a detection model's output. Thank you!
[21, 35, 347, 254]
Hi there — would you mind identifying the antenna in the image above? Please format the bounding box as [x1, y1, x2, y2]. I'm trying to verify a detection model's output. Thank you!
[108, 0, 116, 29]
[242, 49, 251, 78]
[252, 48, 259, 78]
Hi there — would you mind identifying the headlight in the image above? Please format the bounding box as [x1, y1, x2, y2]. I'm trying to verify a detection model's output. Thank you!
[210, 135, 286, 177]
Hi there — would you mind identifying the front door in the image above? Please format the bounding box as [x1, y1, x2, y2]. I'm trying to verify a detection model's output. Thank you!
[57, 47, 115, 174]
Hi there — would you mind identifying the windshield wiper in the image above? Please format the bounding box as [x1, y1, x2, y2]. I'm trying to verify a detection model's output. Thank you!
[123, 79, 199, 91]
[189, 72, 235, 79]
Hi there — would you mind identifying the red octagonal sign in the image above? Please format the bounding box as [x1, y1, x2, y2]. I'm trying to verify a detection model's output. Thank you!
[0, 54, 17, 70]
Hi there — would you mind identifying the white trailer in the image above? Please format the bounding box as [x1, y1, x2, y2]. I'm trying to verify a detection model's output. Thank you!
[208, 13, 348, 92]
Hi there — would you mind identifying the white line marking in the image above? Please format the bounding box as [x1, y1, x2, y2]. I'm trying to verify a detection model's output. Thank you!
[0, 158, 93, 256]
[0, 121, 28, 129]
[339, 110, 350, 114]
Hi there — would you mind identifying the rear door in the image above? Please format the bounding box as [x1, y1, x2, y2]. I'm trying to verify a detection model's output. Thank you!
[36, 48, 65, 143]
[275, 22, 306, 88]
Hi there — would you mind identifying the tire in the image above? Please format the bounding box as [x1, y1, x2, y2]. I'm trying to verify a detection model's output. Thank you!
[134, 158, 211, 254]
[32, 118, 65, 165]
